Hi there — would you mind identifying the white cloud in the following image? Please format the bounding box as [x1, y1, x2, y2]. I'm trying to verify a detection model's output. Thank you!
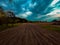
[18, 11, 32, 18]
[47, 9, 60, 15]
[44, 9, 60, 20]
[44, 0, 59, 13]
[29, 2, 37, 8]
[26, 11, 32, 15]
[36, 9, 60, 20]
[50, 0, 59, 6]
[2, 3, 7, 7]
[36, 14, 53, 19]
[44, 0, 60, 19]
[22, 7, 25, 11]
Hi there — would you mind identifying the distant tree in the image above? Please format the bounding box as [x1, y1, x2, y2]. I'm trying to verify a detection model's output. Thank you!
[6, 11, 16, 24]
[52, 20, 57, 22]
[6, 11, 15, 17]
[52, 19, 60, 25]
[0, 7, 5, 17]
[0, 7, 6, 25]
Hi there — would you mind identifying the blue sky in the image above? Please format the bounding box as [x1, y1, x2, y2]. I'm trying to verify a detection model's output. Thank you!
[0, 0, 60, 22]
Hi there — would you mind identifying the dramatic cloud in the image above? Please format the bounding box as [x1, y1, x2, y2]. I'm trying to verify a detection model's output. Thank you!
[0, 0, 60, 22]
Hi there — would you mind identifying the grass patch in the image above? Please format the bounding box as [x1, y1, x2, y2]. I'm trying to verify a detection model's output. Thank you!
[0, 23, 20, 32]
[39, 24, 60, 31]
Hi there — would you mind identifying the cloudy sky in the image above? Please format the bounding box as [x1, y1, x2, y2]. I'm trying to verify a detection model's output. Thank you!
[0, 0, 60, 22]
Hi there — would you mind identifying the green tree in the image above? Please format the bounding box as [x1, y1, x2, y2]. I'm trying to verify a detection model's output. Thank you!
[0, 7, 6, 25]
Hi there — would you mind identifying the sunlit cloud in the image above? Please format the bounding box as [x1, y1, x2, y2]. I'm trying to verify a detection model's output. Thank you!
[47, 9, 60, 15]
[41, 13, 60, 21]
[42, 13, 60, 21]
[36, 8, 60, 21]
[53, 14, 60, 17]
